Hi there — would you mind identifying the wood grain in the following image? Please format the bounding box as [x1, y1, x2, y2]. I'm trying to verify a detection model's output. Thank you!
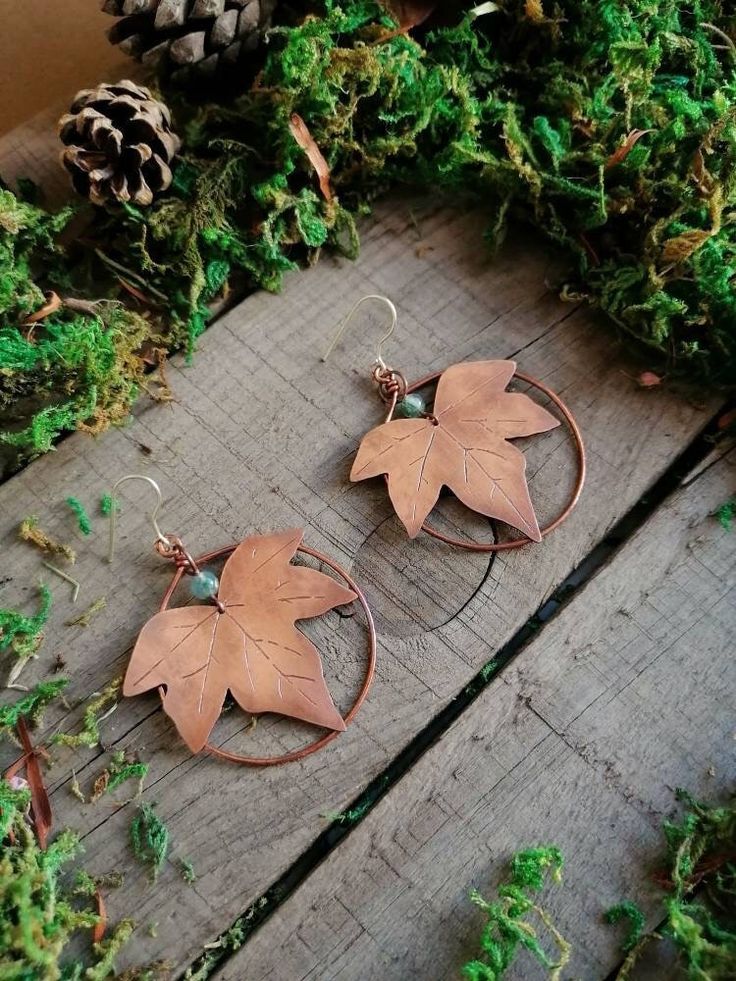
[220, 450, 736, 981]
[0, 103, 72, 206]
[0, 200, 721, 975]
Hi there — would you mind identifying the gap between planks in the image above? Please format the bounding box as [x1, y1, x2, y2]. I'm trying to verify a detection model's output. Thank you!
[189, 406, 732, 979]
[214, 446, 736, 981]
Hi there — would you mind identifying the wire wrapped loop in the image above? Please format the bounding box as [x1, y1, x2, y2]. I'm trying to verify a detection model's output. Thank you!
[372, 365, 408, 405]
[154, 535, 200, 576]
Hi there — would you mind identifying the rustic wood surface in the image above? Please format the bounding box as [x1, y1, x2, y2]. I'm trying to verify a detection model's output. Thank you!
[223, 448, 735, 981]
[0, 103, 73, 205]
[1, 107, 733, 980]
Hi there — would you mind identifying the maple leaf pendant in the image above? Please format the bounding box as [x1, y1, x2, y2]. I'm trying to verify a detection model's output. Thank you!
[123, 529, 356, 754]
[351, 361, 560, 542]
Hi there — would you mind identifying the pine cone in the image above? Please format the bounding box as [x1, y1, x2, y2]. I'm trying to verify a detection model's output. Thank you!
[101, 0, 278, 86]
[58, 80, 181, 207]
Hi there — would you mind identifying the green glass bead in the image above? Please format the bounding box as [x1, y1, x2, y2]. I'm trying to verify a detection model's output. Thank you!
[395, 393, 426, 418]
[190, 569, 219, 600]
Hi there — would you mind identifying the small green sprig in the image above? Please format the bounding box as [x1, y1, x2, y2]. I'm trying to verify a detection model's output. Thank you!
[130, 804, 170, 882]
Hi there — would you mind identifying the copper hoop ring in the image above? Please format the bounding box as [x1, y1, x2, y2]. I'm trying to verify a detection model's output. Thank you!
[156, 542, 376, 766]
[386, 369, 586, 552]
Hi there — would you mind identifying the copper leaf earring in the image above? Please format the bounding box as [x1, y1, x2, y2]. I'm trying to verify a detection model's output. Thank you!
[324, 296, 586, 552]
[108, 475, 376, 765]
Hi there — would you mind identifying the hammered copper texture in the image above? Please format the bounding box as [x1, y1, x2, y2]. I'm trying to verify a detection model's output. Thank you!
[351, 360, 560, 541]
[123, 528, 356, 753]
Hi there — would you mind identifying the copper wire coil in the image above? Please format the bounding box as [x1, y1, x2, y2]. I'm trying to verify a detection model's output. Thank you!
[156, 542, 376, 766]
[384, 369, 586, 552]
[372, 364, 408, 404]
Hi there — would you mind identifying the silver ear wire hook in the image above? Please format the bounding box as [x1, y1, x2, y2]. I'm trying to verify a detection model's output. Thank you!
[108, 474, 170, 564]
[321, 295, 398, 369]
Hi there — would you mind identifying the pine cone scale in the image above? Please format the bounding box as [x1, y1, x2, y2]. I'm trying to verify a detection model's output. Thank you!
[210, 9, 238, 47]
[155, 0, 189, 30]
[170, 32, 206, 65]
[192, 0, 226, 17]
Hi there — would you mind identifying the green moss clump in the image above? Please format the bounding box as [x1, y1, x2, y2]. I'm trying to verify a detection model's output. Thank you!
[4, 0, 736, 467]
[657, 791, 736, 977]
[462, 792, 736, 979]
[65, 497, 92, 535]
[53, 677, 121, 750]
[88, 750, 148, 802]
[130, 804, 170, 882]
[0, 762, 133, 980]
[179, 858, 196, 885]
[0, 784, 96, 978]
[0, 678, 69, 739]
[0, 187, 71, 324]
[0, 584, 52, 660]
[462, 846, 569, 980]
[99, 494, 120, 516]
[606, 900, 646, 953]
[716, 497, 736, 530]
[138, 0, 736, 386]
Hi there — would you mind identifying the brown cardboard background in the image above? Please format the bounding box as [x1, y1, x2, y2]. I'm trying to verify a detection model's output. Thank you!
[0, 1, 126, 135]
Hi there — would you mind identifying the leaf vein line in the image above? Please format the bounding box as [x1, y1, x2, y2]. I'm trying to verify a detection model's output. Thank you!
[354, 426, 428, 476]
[470, 453, 533, 532]
[228, 617, 319, 708]
[436, 367, 509, 416]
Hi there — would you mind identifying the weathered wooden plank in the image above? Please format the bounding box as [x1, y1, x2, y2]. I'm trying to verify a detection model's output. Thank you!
[0, 103, 71, 205]
[0, 201, 720, 975]
[221, 451, 736, 981]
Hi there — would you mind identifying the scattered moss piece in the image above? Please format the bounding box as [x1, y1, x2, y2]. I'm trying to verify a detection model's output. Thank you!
[53, 676, 121, 750]
[659, 791, 736, 977]
[0, 678, 69, 739]
[0, 583, 52, 659]
[130, 803, 170, 882]
[73, 870, 98, 898]
[321, 775, 390, 826]
[100, 494, 120, 516]
[183, 896, 269, 980]
[462, 846, 568, 980]
[85, 918, 136, 981]
[18, 516, 76, 563]
[90, 750, 149, 803]
[716, 498, 736, 531]
[66, 596, 107, 628]
[179, 858, 196, 885]
[606, 901, 646, 953]
[0, 788, 97, 977]
[107, 753, 148, 796]
[322, 801, 371, 825]
[0, 779, 30, 839]
[480, 659, 499, 683]
[66, 496, 92, 535]
[74, 869, 125, 896]
[99, 870, 126, 891]
[609, 790, 736, 979]
[70, 770, 86, 803]
[117, 959, 172, 981]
